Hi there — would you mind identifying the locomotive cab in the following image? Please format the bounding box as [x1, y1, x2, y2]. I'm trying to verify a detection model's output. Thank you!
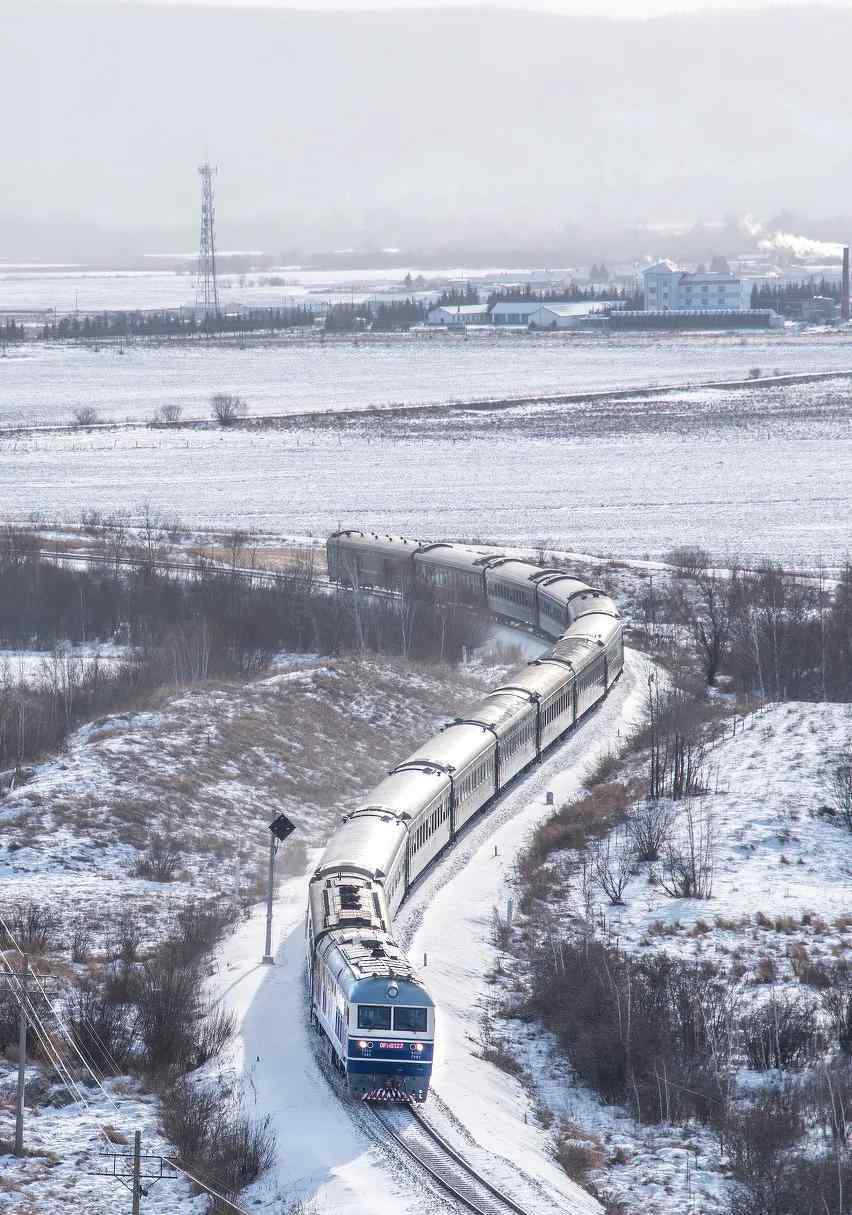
[347, 977, 435, 1102]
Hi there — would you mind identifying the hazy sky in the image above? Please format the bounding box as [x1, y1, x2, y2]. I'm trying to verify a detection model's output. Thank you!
[77, 0, 852, 13]
[9, 0, 852, 259]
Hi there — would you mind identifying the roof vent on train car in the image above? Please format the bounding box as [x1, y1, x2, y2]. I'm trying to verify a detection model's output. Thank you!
[339, 885, 362, 910]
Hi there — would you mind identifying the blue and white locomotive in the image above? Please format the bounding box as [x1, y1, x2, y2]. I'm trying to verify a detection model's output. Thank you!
[307, 531, 623, 1101]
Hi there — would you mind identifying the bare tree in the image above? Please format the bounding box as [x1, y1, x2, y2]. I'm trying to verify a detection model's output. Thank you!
[71, 405, 99, 427]
[682, 570, 737, 686]
[628, 798, 676, 862]
[666, 545, 710, 578]
[226, 528, 250, 570]
[211, 393, 247, 427]
[590, 830, 634, 905]
[657, 801, 714, 898]
[158, 403, 183, 424]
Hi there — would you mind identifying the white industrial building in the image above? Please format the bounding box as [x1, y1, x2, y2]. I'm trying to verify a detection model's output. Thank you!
[491, 301, 549, 325]
[527, 302, 609, 329]
[427, 303, 490, 326]
[642, 261, 746, 311]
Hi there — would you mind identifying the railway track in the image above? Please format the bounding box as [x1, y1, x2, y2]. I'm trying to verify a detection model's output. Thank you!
[367, 1101, 533, 1215]
[35, 547, 395, 599]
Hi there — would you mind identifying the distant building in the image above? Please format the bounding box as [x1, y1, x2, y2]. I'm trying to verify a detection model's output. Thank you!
[494, 300, 624, 327]
[427, 303, 489, 326]
[608, 309, 783, 331]
[527, 302, 611, 329]
[491, 301, 550, 325]
[642, 261, 746, 311]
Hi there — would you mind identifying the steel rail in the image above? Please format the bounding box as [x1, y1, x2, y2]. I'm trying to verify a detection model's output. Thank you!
[367, 1102, 534, 1215]
[33, 547, 398, 599]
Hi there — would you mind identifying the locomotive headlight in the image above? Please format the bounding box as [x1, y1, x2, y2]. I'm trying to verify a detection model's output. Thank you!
[413, 1042, 424, 1052]
[358, 1040, 369, 1050]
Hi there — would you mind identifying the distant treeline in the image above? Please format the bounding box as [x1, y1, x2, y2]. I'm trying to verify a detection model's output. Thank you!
[0, 530, 486, 770]
[324, 297, 428, 332]
[749, 279, 846, 311]
[37, 306, 315, 341]
[0, 319, 24, 343]
[485, 283, 644, 308]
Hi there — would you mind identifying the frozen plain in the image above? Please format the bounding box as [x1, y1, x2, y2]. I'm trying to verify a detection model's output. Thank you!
[7, 376, 852, 569]
[3, 329, 852, 427]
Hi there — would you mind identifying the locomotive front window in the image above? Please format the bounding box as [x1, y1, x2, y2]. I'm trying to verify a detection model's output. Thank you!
[393, 1006, 428, 1033]
[357, 1004, 391, 1030]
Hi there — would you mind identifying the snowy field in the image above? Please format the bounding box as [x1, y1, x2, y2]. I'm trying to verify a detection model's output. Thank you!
[2, 329, 852, 428]
[0, 264, 542, 316]
[7, 377, 852, 568]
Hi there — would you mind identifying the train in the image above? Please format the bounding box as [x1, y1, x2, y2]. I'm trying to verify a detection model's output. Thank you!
[306, 530, 623, 1102]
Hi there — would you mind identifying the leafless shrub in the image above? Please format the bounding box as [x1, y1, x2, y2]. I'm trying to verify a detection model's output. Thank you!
[722, 1087, 805, 1183]
[70, 925, 91, 963]
[478, 1006, 526, 1077]
[555, 1123, 605, 1185]
[740, 995, 820, 1071]
[158, 403, 183, 424]
[0, 903, 59, 955]
[170, 899, 238, 968]
[210, 393, 247, 427]
[788, 943, 833, 989]
[828, 752, 852, 831]
[194, 1004, 236, 1068]
[71, 405, 99, 427]
[66, 980, 135, 1072]
[627, 798, 676, 862]
[108, 909, 144, 964]
[754, 956, 777, 984]
[160, 1078, 275, 1205]
[821, 972, 852, 1053]
[133, 833, 181, 882]
[666, 545, 710, 577]
[590, 831, 634, 905]
[802, 1061, 852, 1144]
[656, 802, 714, 898]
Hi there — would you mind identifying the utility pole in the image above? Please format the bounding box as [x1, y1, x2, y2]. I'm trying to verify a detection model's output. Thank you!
[14, 954, 27, 1156]
[0, 955, 62, 1157]
[88, 1132, 179, 1208]
[132, 1131, 142, 1215]
[262, 814, 296, 964]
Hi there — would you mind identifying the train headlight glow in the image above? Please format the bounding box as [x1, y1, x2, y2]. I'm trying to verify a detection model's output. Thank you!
[413, 1043, 424, 1052]
[358, 1040, 369, 1050]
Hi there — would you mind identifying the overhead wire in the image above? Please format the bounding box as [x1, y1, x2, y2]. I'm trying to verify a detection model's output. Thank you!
[0, 912, 125, 1115]
[2, 925, 263, 1215]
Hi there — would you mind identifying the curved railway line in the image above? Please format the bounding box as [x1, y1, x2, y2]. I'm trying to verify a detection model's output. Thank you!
[367, 1102, 535, 1215]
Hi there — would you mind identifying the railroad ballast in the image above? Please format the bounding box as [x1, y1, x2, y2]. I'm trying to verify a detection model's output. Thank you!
[306, 532, 624, 1101]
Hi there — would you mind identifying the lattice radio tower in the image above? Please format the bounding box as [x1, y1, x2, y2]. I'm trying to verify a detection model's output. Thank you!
[195, 162, 220, 322]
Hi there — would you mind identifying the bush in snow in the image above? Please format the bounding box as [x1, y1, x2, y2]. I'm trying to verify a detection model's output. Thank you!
[740, 995, 821, 1071]
[160, 1078, 275, 1208]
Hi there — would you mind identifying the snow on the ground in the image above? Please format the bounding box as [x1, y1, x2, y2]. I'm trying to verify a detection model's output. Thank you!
[4, 376, 851, 567]
[168, 650, 649, 1215]
[590, 699, 852, 977]
[200, 871, 453, 1215]
[4, 329, 851, 428]
[385, 648, 650, 1215]
[0, 654, 503, 947]
[0, 644, 128, 688]
[0, 1071, 205, 1215]
[0, 644, 526, 1213]
[494, 698, 852, 1215]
